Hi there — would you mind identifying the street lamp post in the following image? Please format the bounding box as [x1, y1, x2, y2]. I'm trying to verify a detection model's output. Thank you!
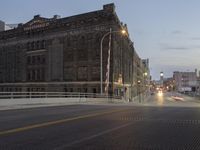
[100, 28, 126, 95]
[160, 72, 164, 89]
[143, 72, 147, 98]
[138, 80, 141, 103]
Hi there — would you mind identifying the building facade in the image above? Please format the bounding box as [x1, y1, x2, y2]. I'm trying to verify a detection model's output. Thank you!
[173, 70, 197, 92]
[0, 20, 17, 32]
[0, 3, 148, 100]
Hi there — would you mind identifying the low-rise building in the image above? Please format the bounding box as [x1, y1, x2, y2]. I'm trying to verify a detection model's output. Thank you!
[173, 70, 197, 93]
[0, 20, 17, 31]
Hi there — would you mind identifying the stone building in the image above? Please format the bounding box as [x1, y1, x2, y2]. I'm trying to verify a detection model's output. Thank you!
[0, 3, 148, 99]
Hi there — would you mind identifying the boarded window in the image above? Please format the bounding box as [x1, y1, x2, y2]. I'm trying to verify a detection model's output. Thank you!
[78, 67, 87, 80]
[64, 67, 75, 80]
[92, 67, 100, 80]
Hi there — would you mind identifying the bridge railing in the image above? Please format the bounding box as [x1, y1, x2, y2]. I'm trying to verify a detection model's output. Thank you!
[0, 92, 122, 99]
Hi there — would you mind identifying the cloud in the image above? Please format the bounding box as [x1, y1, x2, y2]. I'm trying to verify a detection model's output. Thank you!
[159, 43, 189, 51]
[160, 42, 200, 51]
[190, 37, 200, 40]
[171, 30, 183, 35]
[163, 46, 189, 50]
[161, 45, 200, 51]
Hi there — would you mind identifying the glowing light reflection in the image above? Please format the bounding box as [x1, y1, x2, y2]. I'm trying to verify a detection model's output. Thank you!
[157, 91, 164, 105]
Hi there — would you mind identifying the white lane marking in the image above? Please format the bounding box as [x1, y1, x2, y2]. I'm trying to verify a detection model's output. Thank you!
[55, 122, 133, 150]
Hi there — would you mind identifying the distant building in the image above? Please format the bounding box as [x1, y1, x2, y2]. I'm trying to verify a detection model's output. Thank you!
[0, 3, 148, 100]
[173, 70, 197, 92]
[0, 21, 4, 31]
[160, 72, 164, 87]
[0, 20, 17, 31]
[196, 71, 200, 96]
[163, 77, 175, 91]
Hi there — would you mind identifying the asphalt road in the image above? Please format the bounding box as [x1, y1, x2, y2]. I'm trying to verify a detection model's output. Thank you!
[144, 92, 200, 107]
[0, 93, 200, 150]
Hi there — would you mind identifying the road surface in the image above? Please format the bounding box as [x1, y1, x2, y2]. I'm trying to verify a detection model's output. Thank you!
[0, 92, 200, 150]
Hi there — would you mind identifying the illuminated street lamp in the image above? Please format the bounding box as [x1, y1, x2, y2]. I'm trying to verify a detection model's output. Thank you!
[160, 72, 164, 77]
[137, 80, 141, 102]
[160, 72, 164, 88]
[144, 72, 148, 77]
[100, 28, 126, 95]
[121, 30, 126, 34]
[118, 74, 123, 85]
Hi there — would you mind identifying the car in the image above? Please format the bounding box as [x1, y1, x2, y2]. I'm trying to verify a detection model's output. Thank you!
[171, 96, 184, 101]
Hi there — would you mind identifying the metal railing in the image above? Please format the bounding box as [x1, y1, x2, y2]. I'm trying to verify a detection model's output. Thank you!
[0, 92, 122, 99]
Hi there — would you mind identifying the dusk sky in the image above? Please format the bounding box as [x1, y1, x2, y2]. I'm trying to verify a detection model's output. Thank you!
[1, 0, 200, 80]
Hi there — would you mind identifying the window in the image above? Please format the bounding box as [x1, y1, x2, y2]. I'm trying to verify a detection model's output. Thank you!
[41, 55, 45, 64]
[36, 41, 40, 49]
[27, 70, 31, 81]
[67, 37, 71, 46]
[96, 34, 100, 43]
[83, 88, 87, 93]
[27, 42, 30, 50]
[78, 88, 81, 92]
[78, 67, 88, 80]
[96, 48, 100, 57]
[37, 69, 40, 81]
[41, 68, 45, 81]
[32, 56, 36, 64]
[65, 52, 73, 62]
[31, 42, 35, 50]
[64, 67, 75, 81]
[80, 36, 85, 45]
[92, 67, 100, 80]
[78, 49, 88, 60]
[32, 70, 35, 81]
[93, 88, 97, 94]
[37, 55, 41, 64]
[27, 56, 31, 65]
[41, 40, 45, 49]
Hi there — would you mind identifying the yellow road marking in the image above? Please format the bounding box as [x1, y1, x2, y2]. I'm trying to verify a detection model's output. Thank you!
[0, 109, 126, 136]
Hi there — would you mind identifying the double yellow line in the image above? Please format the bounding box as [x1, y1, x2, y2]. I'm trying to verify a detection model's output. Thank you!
[0, 108, 126, 136]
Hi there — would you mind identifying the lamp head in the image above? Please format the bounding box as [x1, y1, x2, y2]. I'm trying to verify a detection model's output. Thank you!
[121, 29, 126, 35]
